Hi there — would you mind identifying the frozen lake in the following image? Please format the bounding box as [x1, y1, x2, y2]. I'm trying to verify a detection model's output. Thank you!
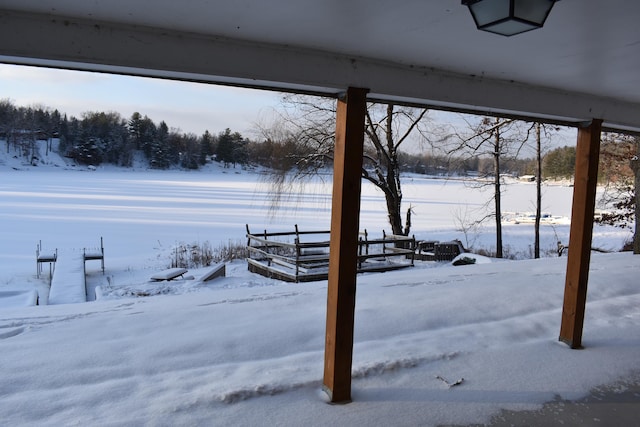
[0, 167, 626, 280]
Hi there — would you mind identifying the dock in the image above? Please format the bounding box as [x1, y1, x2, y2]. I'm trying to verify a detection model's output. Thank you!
[48, 250, 87, 305]
[37, 238, 105, 305]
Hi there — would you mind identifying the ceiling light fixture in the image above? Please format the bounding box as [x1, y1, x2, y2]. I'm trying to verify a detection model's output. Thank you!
[462, 0, 559, 36]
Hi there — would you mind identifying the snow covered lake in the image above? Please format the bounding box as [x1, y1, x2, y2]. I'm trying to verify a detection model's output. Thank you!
[0, 165, 638, 426]
[1, 165, 617, 282]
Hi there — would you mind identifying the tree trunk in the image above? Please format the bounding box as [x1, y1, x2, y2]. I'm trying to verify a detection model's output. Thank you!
[534, 122, 542, 258]
[386, 191, 404, 236]
[633, 138, 640, 254]
[382, 104, 406, 236]
[494, 125, 503, 258]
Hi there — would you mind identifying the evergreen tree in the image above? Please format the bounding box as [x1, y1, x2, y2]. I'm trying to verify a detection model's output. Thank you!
[543, 146, 576, 179]
[216, 128, 235, 167]
[199, 130, 214, 165]
[149, 121, 171, 169]
[139, 116, 157, 158]
[128, 112, 143, 150]
[128, 112, 158, 158]
[180, 133, 201, 169]
[233, 136, 249, 166]
[59, 116, 79, 156]
[73, 136, 102, 165]
[216, 128, 246, 167]
[68, 111, 131, 166]
[0, 99, 14, 139]
[0, 99, 17, 153]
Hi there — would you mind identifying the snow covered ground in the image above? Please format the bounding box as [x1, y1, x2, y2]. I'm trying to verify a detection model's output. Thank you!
[0, 144, 638, 426]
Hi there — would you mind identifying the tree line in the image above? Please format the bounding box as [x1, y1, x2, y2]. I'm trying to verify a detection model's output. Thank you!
[0, 98, 597, 178]
[0, 99, 251, 169]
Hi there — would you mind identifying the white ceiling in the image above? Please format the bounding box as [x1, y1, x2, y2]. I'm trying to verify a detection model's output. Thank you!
[1, 0, 639, 131]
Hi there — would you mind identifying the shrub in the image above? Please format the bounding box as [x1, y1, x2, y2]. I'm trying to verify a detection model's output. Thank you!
[169, 239, 247, 268]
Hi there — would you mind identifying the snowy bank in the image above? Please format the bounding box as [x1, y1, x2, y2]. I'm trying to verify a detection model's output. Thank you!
[1, 253, 639, 426]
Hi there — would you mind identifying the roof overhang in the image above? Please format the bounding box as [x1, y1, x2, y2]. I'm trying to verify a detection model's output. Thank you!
[1, 2, 639, 132]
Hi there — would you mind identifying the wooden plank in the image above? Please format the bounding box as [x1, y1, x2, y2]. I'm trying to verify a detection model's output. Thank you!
[37, 253, 57, 262]
[298, 241, 331, 249]
[150, 268, 188, 281]
[271, 257, 300, 270]
[247, 259, 298, 282]
[49, 251, 87, 305]
[247, 229, 330, 239]
[382, 247, 414, 254]
[323, 87, 368, 404]
[294, 230, 331, 236]
[247, 234, 298, 248]
[297, 254, 330, 262]
[249, 252, 412, 282]
[199, 263, 226, 282]
[559, 119, 602, 349]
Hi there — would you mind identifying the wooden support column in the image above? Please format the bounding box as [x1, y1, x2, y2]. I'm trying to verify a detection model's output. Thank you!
[323, 87, 368, 403]
[559, 119, 602, 349]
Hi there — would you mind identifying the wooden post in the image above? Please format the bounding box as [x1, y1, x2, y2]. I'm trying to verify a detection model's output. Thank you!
[559, 119, 602, 349]
[323, 87, 368, 403]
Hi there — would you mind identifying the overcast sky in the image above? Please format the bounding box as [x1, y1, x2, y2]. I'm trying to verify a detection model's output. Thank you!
[0, 63, 283, 138]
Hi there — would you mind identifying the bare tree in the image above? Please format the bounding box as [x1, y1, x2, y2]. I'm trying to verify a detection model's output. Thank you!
[363, 103, 428, 235]
[596, 133, 639, 253]
[633, 138, 640, 254]
[452, 205, 483, 250]
[447, 116, 526, 258]
[534, 122, 543, 258]
[260, 95, 434, 236]
[527, 121, 560, 258]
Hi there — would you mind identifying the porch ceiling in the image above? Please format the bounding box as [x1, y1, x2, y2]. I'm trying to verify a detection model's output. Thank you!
[0, 1, 639, 131]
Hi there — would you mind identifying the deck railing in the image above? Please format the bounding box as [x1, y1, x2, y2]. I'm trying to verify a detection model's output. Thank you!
[246, 224, 415, 282]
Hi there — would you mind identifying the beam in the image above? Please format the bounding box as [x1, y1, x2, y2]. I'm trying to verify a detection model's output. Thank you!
[323, 87, 368, 403]
[559, 119, 602, 349]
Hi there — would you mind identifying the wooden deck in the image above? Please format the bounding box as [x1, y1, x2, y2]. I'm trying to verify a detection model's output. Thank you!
[246, 225, 416, 282]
